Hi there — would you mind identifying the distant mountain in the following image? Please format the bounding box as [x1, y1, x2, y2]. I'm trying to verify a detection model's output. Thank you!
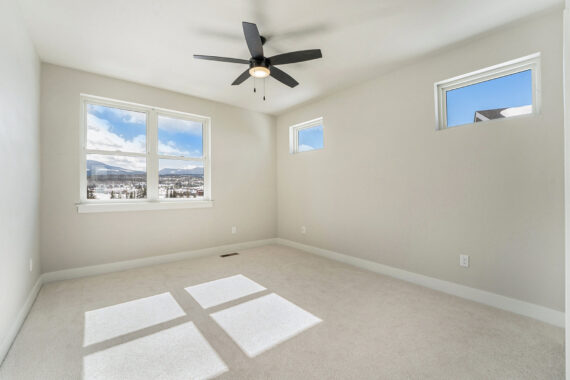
[87, 160, 145, 176]
[87, 160, 203, 176]
[159, 167, 204, 175]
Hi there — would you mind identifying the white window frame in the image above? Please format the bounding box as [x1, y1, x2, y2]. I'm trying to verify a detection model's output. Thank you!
[77, 94, 212, 213]
[434, 52, 541, 130]
[289, 117, 324, 154]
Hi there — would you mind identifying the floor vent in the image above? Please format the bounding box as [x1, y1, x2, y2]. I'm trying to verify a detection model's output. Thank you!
[220, 252, 239, 258]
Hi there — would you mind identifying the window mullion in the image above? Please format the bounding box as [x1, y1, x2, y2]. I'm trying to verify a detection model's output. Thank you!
[84, 149, 147, 157]
[157, 155, 205, 162]
[147, 110, 159, 201]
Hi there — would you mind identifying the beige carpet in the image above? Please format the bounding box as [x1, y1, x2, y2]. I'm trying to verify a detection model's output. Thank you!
[0, 245, 564, 379]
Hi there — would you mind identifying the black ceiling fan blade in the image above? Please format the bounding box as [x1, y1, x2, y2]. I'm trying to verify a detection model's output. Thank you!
[193, 55, 250, 64]
[269, 49, 322, 65]
[269, 66, 299, 88]
[232, 69, 251, 85]
[242, 22, 264, 59]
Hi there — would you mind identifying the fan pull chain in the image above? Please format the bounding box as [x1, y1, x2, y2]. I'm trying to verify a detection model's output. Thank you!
[263, 78, 266, 101]
[253, 77, 256, 93]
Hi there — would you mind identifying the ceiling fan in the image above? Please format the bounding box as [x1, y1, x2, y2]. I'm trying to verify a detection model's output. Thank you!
[194, 22, 322, 88]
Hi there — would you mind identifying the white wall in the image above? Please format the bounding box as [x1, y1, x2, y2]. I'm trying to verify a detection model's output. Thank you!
[0, 0, 41, 363]
[276, 11, 564, 311]
[40, 64, 276, 272]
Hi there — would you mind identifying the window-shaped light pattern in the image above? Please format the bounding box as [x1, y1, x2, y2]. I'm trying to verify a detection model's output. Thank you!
[83, 292, 185, 346]
[210, 293, 322, 357]
[82, 275, 322, 378]
[185, 274, 266, 309]
[83, 322, 228, 380]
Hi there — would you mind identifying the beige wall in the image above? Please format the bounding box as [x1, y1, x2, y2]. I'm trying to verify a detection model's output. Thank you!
[40, 64, 276, 272]
[276, 11, 564, 311]
[36, 9, 565, 313]
[0, 0, 41, 362]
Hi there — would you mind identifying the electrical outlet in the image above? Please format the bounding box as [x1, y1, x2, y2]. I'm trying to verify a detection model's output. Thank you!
[231, 226, 237, 234]
[301, 226, 306, 234]
[459, 254, 469, 268]
[29, 258, 33, 272]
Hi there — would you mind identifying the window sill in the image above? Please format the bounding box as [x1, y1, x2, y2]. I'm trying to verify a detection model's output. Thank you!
[76, 200, 214, 213]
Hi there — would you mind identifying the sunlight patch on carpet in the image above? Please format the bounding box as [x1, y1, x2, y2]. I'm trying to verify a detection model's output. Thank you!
[210, 293, 321, 357]
[84, 292, 185, 346]
[185, 274, 266, 309]
[83, 321, 228, 380]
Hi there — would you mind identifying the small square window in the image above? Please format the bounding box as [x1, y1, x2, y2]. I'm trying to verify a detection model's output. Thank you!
[289, 118, 324, 154]
[435, 53, 540, 130]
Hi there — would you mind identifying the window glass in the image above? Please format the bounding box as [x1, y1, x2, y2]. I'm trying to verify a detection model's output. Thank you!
[86, 104, 146, 153]
[298, 125, 323, 152]
[86, 154, 147, 200]
[158, 115, 203, 158]
[445, 70, 533, 128]
[159, 159, 204, 199]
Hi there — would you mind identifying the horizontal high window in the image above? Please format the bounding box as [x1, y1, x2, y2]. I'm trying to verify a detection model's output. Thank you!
[435, 53, 540, 130]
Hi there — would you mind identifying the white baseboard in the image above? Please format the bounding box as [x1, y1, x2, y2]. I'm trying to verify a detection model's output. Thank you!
[0, 275, 43, 366]
[42, 238, 278, 283]
[276, 238, 564, 328]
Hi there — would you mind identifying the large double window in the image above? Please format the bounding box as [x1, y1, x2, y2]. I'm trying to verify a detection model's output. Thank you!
[78, 95, 211, 212]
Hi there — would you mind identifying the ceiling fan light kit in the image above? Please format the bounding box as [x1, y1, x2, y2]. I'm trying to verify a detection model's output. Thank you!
[194, 21, 322, 94]
[249, 65, 270, 78]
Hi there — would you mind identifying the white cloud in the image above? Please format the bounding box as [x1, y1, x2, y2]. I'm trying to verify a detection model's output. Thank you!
[87, 113, 201, 169]
[89, 104, 146, 125]
[158, 116, 202, 135]
[87, 114, 146, 153]
[158, 140, 190, 157]
[298, 144, 315, 152]
[500, 105, 532, 117]
[159, 159, 203, 170]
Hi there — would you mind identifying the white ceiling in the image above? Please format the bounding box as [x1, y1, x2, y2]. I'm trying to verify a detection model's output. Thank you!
[18, 0, 562, 115]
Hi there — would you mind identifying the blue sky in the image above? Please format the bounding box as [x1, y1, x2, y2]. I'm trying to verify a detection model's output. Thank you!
[87, 104, 146, 150]
[298, 125, 324, 152]
[446, 70, 532, 127]
[158, 115, 202, 157]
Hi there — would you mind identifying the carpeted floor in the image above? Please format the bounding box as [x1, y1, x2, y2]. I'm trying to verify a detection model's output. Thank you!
[0, 245, 564, 379]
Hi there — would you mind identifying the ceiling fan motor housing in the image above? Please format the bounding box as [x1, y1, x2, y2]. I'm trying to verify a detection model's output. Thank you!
[250, 57, 270, 70]
[249, 58, 271, 78]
